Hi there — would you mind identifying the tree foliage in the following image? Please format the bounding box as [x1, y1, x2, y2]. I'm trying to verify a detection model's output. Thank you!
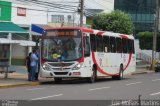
[92, 10, 134, 35]
[137, 31, 160, 52]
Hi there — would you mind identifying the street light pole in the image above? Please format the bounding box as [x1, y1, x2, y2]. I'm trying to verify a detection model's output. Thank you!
[152, 0, 159, 70]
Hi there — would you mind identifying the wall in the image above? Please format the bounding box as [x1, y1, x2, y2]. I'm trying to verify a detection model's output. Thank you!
[11, 1, 47, 25]
[85, 0, 114, 13]
[11, 44, 27, 65]
[47, 0, 84, 25]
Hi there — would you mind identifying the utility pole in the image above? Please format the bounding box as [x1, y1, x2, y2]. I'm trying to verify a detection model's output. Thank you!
[47, 8, 49, 24]
[152, 0, 159, 70]
[80, 0, 84, 27]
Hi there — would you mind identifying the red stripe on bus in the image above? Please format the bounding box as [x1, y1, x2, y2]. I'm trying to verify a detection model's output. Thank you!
[91, 52, 132, 76]
[120, 35, 128, 39]
[123, 53, 132, 71]
[97, 31, 105, 35]
[81, 28, 94, 33]
[77, 57, 84, 63]
[92, 52, 118, 76]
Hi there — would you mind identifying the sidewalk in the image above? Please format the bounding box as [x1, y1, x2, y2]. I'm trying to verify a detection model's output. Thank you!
[0, 73, 54, 89]
[0, 66, 54, 88]
[0, 66, 155, 89]
[131, 67, 154, 75]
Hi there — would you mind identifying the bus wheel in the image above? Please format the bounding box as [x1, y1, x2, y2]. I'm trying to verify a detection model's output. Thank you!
[88, 67, 96, 83]
[117, 65, 123, 80]
[54, 78, 62, 83]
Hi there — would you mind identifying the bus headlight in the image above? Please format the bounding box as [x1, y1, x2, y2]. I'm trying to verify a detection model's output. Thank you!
[42, 64, 51, 71]
[72, 63, 83, 70]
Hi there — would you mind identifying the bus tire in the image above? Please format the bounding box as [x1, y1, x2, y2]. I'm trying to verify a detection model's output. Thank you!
[117, 65, 123, 80]
[54, 78, 62, 83]
[87, 67, 96, 83]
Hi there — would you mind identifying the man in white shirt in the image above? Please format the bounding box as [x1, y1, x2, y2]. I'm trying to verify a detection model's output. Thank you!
[30, 49, 38, 81]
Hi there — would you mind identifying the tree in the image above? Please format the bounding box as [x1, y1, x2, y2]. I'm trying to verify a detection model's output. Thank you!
[137, 31, 160, 52]
[92, 10, 134, 35]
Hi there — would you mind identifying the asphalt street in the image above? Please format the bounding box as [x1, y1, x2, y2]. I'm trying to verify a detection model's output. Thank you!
[0, 72, 160, 101]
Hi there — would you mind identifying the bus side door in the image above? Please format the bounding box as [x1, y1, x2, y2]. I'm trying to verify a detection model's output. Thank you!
[83, 33, 92, 75]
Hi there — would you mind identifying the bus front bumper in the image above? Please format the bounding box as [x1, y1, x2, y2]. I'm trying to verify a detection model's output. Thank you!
[40, 69, 89, 78]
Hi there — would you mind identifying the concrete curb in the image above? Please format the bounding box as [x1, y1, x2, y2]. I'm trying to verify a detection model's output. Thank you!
[0, 82, 43, 89]
[131, 72, 148, 75]
[131, 71, 154, 75]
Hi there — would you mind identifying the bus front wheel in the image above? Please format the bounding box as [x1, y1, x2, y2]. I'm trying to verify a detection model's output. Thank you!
[87, 67, 96, 83]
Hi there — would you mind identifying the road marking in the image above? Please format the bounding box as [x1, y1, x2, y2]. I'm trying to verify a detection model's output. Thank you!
[27, 87, 46, 91]
[126, 82, 142, 86]
[31, 94, 63, 100]
[152, 79, 160, 82]
[88, 86, 111, 91]
[150, 92, 160, 96]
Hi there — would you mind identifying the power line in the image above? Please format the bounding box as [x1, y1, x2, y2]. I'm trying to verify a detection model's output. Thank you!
[19, 0, 78, 7]
[15, 0, 78, 12]
[0, 3, 76, 13]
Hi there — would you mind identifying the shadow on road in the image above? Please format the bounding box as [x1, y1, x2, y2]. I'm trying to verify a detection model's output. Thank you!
[42, 77, 131, 85]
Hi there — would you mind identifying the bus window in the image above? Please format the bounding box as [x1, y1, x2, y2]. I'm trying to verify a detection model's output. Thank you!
[128, 39, 133, 53]
[131, 40, 135, 53]
[90, 34, 96, 52]
[103, 36, 110, 53]
[110, 37, 116, 53]
[96, 35, 103, 52]
[84, 36, 90, 57]
[127, 39, 135, 54]
[116, 37, 122, 53]
[122, 38, 128, 53]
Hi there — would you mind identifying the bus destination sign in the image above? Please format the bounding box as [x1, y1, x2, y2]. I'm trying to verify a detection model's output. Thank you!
[46, 30, 80, 36]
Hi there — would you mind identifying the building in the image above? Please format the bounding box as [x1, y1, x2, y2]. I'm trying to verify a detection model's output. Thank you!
[0, 0, 37, 66]
[85, 0, 114, 26]
[114, 0, 156, 36]
[0, 0, 114, 66]
[115, 0, 160, 62]
[0, 0, 83, 66]
[45, 0, 83, 27]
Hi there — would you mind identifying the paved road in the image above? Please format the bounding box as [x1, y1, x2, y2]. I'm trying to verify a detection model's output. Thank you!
[0, 73, 160, 101]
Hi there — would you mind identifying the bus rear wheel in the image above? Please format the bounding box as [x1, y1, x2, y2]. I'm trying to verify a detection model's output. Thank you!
[54, 78, 62, 83]
[112, 65, 123, 80]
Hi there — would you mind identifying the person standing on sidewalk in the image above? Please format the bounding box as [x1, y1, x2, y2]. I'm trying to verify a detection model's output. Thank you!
[30, 49, 38, 81]
[25, 52, 32, 81]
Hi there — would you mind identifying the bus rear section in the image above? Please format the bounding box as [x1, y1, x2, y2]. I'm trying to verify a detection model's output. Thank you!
[90, 31, 136, 80]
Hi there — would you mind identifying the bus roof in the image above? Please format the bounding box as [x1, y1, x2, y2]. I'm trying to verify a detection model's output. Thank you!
[45, 27, 134, 39]
[93, 30, 134, 39]
[45, 27, 94, 33]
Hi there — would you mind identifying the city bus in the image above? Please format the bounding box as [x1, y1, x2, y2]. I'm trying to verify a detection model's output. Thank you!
[39, 27, 136, 83]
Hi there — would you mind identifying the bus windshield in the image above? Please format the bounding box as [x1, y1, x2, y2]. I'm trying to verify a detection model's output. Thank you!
[42, 37, 82, 62]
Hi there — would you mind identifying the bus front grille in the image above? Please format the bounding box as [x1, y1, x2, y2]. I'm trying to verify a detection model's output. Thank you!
[52, 68, 71, 70]
[54, 72, 68, 75]
[48, 63, 74, 67]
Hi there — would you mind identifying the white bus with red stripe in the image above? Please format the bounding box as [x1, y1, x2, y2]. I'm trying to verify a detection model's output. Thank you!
[39, 27, 136, 83]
